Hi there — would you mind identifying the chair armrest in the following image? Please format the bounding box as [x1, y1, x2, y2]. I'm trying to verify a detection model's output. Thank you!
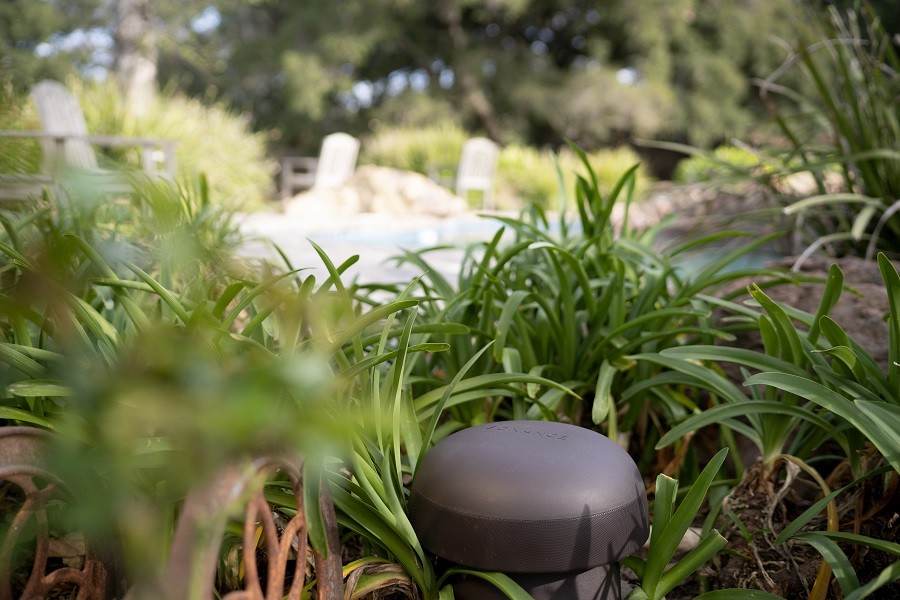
[279, 156, 318, 199]
[0, 130, 175, 148]
[82, 135, 177, 178]
[0, 130, 63, 139]
[0, 173, 54, 203]
[0, 131, 178, 178]
[281, 156, 318, 171]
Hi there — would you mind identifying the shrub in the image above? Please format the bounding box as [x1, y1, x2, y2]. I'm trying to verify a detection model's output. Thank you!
[493, 144, 558, 206]
[361, 122, 468, 182]
[497, 144, 653, 210]
[753, 3, 900, 258]
[0, 83, 41, 174]
[0, 179, 554, 598]
[575, 147, 653, 204]
[672, 144, 764, 184]
[363, 123, 653, 210]
[4, 152, 899, 597]
[70, 78, 276, 210]
[392, 157, 776, 443]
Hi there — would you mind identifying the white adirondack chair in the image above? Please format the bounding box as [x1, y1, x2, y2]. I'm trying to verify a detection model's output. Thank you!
[456, 137, 500, 209]
[279, 133, 360, 199]
[0, 80, 177, 201]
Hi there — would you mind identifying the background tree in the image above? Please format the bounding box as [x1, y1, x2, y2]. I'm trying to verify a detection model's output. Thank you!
[0, 0, 100, 91]
[154, 0, 816, 153]
[4, 0, 897, 157]
[114, 0, 157, 115]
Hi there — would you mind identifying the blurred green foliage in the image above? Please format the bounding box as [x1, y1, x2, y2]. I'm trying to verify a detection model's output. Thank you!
[2, 0, 850, 156]
[0, 83, 42, 174]
[756, 2, 900, 257]
[0, 0, 97, 90]
[362, 123, 653, 209]
[496, 144, 653, 208]
[69, 79, 276, 210]
[0, 140, 898, 595]
[362, 122, 468, 181]
[1, 1, 899, 594]
[673, 145, 763, 184]
[0, 76, 276, 210]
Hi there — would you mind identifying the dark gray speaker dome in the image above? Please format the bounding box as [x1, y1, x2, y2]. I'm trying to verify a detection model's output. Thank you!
[409, 420, 649, 573]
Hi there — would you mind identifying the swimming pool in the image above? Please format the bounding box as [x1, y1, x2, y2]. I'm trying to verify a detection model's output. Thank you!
[306, 214, 509, 248]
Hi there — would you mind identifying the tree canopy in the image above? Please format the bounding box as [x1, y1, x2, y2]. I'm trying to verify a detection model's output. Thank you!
[4, 0, 897, 153]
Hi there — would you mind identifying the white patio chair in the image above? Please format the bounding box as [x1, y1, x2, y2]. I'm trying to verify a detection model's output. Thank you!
[455, 137, 500, 209]
[0, 80, 177, 202]
[279, 132, 360, 199]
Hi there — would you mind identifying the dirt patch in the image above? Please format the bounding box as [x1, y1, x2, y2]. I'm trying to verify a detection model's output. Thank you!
[720, 255, 895, 371]
[713, 464, 827, 597]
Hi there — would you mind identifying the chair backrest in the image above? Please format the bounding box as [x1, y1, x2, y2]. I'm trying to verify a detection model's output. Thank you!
[30, 80, 98, 171]
[456, 137, 499, 197]
[313, 133, 360, 189]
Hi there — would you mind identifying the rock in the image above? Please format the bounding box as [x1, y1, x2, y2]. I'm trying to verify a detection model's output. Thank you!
[722, 255, 896, 372]
[283, 165, 469, 218]
[283, 187, 362, 220]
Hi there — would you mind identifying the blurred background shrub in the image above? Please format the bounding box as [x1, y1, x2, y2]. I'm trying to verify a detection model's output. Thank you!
[673, 145, 764, 184]
[362, 123, 653, 210]
[496, 144, 653, 209]
[69, 78, 276, 210]
[0, 83, 42, 174]
[362, 121, 468, 182]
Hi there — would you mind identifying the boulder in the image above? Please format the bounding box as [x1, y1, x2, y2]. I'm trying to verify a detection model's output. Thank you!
[284, 165, 468, 218]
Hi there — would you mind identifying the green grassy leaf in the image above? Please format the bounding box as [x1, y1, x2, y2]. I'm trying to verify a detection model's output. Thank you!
[493, 290, 531, 362]
[439, 569, 532, 600]
[877, 253, 900, 390]
[745, 373, 900, 473]
[0, 344, 63, 363]
[749, 285, 804, 366]
[418, 342, 494, 468]
[0, 344, 46, 378]
[774, 465, 892, 545]
[303, 460, 329, 558]
[798, 532, 860, 594]
[323, 300, 418, 353]
[630, 353, 746, 404]
[817, 345, 867, 382]
[329, 484, 427, 592]
[659, 346, 807, 377]
[783, 193, 881, 215]
[854, 401, 900, 469]
[644, 448, 728, 599]
[844, 561, 900, 600]
[808, 263, 845, 344]
[123, 260, 191, 324]
[7, 380, 72, 397]
[648, 474, 677, 557]
[339, 344, 450, 381]
[414, 373, 578, 418]
[592, 360, 616, 426]
[656, 401, 833, 450]
[656, 530, 727, 598]
[0, 239, 33, 268]
[812, 531, 900, 557]
[0, 407, 56, 429]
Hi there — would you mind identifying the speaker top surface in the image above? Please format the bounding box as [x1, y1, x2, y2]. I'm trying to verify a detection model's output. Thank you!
[409, 420, 649, 572]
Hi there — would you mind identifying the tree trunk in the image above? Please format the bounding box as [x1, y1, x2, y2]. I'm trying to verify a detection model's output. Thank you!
[441, 6, 504, 144]
[114, 0, 158, 116]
